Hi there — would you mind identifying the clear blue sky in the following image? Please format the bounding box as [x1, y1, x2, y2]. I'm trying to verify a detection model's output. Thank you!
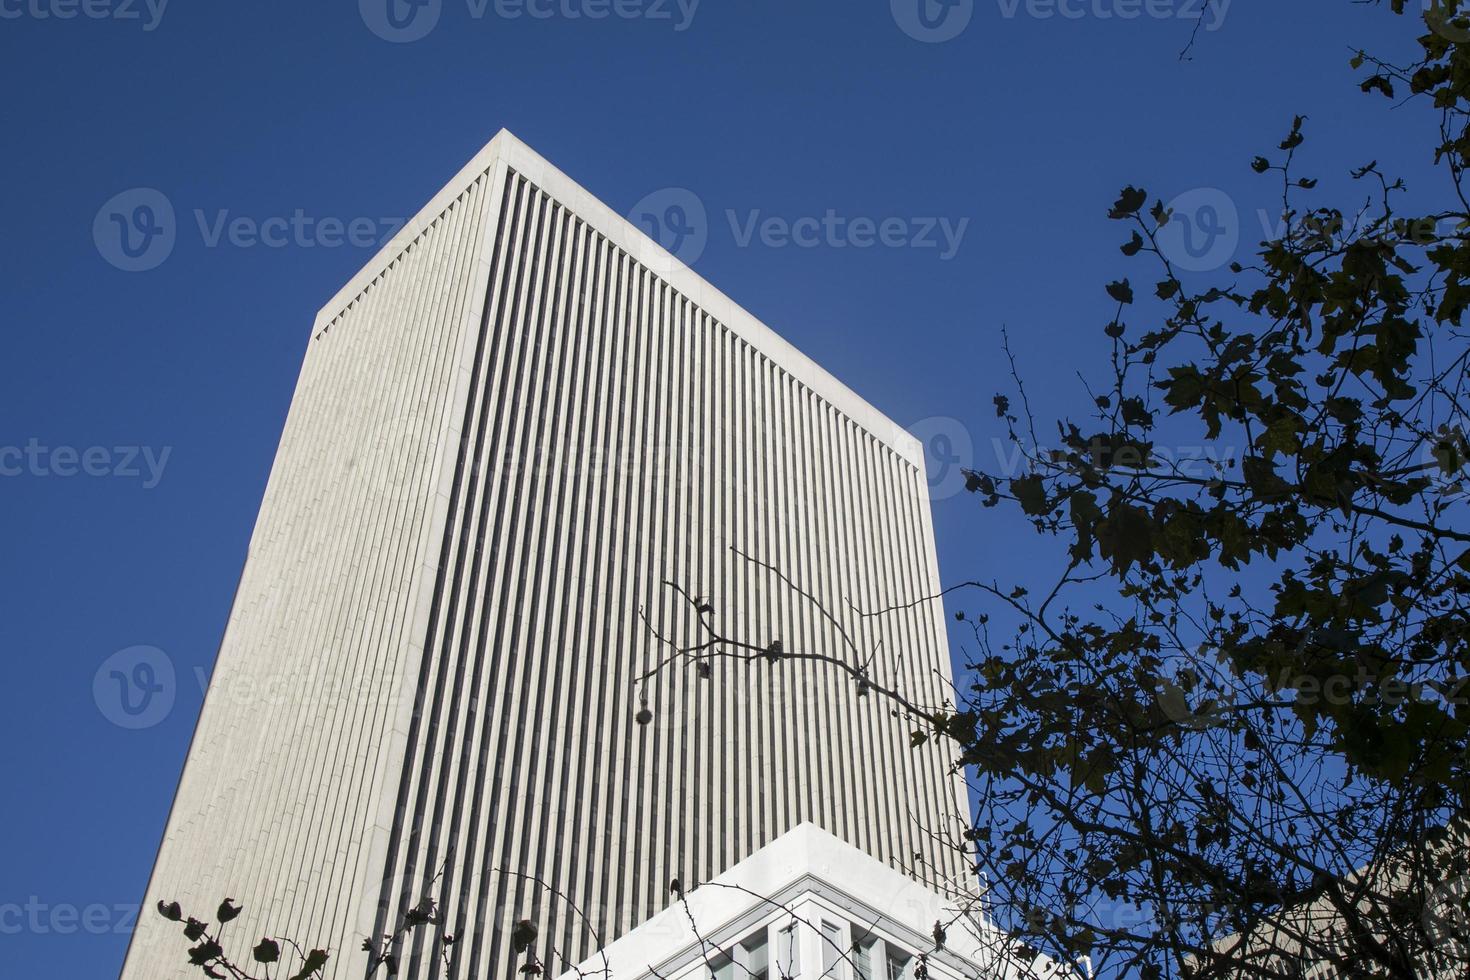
[0, 2, 1440, 976]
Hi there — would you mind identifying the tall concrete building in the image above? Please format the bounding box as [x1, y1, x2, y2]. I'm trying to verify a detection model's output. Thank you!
[122, 131, 967, 980]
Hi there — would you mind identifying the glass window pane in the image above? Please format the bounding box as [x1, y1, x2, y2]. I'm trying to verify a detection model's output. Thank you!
[853, 935, 877, 980]
[821, 922, 842, 979]
[711, 951, 735, 980]
[777, 924, 800, 980]
[886, 947, 911, 980]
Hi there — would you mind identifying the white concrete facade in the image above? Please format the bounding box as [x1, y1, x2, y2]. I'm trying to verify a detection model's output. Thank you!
[121, 132, 967, 980]
[563, 825, 1070, 980]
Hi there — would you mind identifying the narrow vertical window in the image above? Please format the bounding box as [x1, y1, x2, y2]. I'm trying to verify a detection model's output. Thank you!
[885, 947, 912, 980]
[820, 921, 843, 980]
[777, 923, 801, 980]
[852, 934, 878, 980]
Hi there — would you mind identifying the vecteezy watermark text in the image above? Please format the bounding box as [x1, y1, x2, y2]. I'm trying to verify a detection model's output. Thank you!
[0, 898, 139, 936]
[0, 440, 171, 488]
[628, 188, 970, 265]
[996, 0, 1229, 28]
[991, 435, 1234, 482]
[0, 0, 168, 30]
[192, 210, 407, 250]
[891, 0, 1228, 43]
[728, 210, 970, 260]
[359, 0, 700, 43]
[1150, 184, 1470, 275]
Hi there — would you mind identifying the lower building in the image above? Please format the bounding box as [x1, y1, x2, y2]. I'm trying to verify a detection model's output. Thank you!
[561, 824, 1074, 980]
[1203, 829, 1470, 979]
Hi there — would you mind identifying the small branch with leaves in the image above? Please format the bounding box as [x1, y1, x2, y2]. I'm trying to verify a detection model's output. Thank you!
[155, 898, 329, 980]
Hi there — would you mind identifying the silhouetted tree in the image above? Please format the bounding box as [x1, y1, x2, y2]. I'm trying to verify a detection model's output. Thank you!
[642, 3, 1470, 977]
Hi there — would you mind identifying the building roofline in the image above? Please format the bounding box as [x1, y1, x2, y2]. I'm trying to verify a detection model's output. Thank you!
[560, 823, 1062, 980]
[313, 129, 927, 469]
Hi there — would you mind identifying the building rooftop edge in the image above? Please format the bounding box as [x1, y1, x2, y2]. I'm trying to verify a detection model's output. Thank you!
[556, 823, 1066, 980]
[312, 129, 927, 470]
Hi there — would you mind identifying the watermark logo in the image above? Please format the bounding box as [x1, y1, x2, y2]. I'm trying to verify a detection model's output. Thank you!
[629, 187, 709, 266]
[94, 188, 176, 273]
[892, 0, 974, 42]
[93, 645, 175, 730]
[1156, 187, 1239, 273]
[360, 0, 443, 42]
[910, 417, 975, 500]
[0, 0, 169, 30]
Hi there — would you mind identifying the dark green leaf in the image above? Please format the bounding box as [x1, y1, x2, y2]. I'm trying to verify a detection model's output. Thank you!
[1108, 186, 1148, 219]
[1011, 476, 1049, 516]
